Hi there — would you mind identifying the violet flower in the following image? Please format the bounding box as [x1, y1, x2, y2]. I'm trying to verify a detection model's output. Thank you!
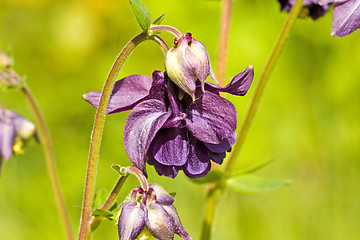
[0, 106, 36, 170]
[84, 66, 253, 178]
[278, 0, 360, 37]
[118, 184, 193, 240]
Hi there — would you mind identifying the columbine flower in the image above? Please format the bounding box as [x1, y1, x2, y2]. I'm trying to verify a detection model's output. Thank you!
[118, 184, 193, 240]
[0, 106, 36, 170]
[164, 33, 217, 100]
[83, 66, 253, 178]
[278, 0, 331, 19]
[278, 0, 360, 37]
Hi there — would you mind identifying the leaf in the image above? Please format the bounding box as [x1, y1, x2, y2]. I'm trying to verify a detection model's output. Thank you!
[92, 209, 114, 220]
[152, 13, 165, 25]
[236, 157, 276, 174]
[93, 188, 110, 210]
[190, 169, 227, 184]
[227, 174, 291, 194]
[129, 0, 151, 31]
[111, 164, 125, 176]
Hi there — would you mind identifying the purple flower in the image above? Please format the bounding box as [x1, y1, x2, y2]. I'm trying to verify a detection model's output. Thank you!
[84, 66, 253, 178]
[278, 0, 360, 37]
[118, 184, 193, 240]
[0, 106, 36, 170]
[278, 0, 331, 19]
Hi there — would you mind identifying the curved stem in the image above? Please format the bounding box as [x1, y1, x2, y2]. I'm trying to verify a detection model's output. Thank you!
[199, 1, 304, 239]
[127, 166, 148, 191]
[78, 31, 150, 240]
[217, 0, 233, 86]
[224, 0, 304, 175]
[149, 25, 182, 38]
[22, 85, 74, 240]
[151, 35, 170, 54]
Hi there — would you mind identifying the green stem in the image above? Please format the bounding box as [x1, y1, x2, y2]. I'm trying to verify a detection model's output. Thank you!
[78, 26, 180, 240]
[90, 175, 129, 231]
[224, 0, 304, 175]
[22, 85, 74, 240]
[217, 0, 233, 86]
[78, 31, 150, 240]
[200, 1, 304, 239]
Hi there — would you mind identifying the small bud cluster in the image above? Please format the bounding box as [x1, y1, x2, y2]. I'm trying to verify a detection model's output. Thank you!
[118, 184, 193, 240]
[0, 51, 22, 87]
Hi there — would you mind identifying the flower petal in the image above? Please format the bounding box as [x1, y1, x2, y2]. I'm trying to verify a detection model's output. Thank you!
[152, 127, 189, 166]
[148, 183, 175, 205]
[147, 155, 180, 178]
[183, 139, 211, 178]
[118, 201, 146, 240]
[162, 205, 193, 240]
[185, 91, 237, 144]
[205, 65, 254, 96]
[145, 202, 175, 240]
[0, 121, 16, 160]
[204, 134, 236, 153]
[332, 0, 360, 37]
[209, 151, 226, 165]
[124, 100, 171, 173]
[83, 74, 153, 114]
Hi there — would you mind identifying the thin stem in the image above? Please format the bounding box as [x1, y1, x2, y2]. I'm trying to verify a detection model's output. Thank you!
[22, 85, 74, 240]
[149, 25, 182, 38]
[217, 0, 233, 86]
[90, 175, 129, 231]
[78, 32, 150, 240]
[151, 35, 170, 54]
[224, 0, 305, 175]
[127, 166, 148, 191]
[199, 1, 304, 239]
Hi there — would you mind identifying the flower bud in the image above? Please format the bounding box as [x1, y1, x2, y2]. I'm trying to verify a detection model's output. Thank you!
[0, 51, 11, 69]
[165, 33, 216, 100]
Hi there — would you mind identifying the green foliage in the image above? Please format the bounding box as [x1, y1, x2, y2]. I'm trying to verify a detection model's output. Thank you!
[227, 174, 291, 194]
[190, 169, 227, 184]
[129, 0, 151, 31]
[152, 14, 165, 25]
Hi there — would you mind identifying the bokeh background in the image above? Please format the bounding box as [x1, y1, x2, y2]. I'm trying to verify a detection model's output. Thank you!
[1, 0, 360, 239]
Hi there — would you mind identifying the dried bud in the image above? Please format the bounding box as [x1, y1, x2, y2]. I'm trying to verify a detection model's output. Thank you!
[165, 33, 216, 100]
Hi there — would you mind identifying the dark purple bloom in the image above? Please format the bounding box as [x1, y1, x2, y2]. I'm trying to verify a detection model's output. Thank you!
[0, 106, 36, 170]
[118, 184, 193, 240]
[278, 0, 331, 19]
[84, 65, 253, 178]
[278, 0, 360, 37]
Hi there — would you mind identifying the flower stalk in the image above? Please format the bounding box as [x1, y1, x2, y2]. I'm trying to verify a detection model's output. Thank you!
[22, 84, 74, 240]
[200, 0, 304, 239]
[78, 25, 181, 240]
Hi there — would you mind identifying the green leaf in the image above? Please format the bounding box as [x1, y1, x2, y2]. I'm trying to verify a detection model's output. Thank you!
[190, 170, 227, 184]
[227, 174, 291, 194]
[129, 0, 151, 31]
[111, 164, 127, 176]
[92, 209, 114, 220]
[236, 157, 276, 174]
[93, 188, 110, 210]
[152, 14, 165, 25]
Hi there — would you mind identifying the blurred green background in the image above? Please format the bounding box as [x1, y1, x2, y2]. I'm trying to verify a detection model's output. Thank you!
[1, 0, 360, 239]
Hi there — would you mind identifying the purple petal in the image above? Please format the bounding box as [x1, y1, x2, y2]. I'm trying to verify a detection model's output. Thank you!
[332, 0, 360, 37]
[183, 139, 211, 178]
[152, 128, 189, 166]
[162, 205, 194, 240]
[148, 71, 167, 102]
[209, 151, 226, 165]
[83, 74, 152, 114]
[185, 91, 237, 144]
[118, 201, 146, 240]
[148, 184, 175, 205]
[0, 121, 16, 160]
[205, 65, 254, 96]
[145, 202, 175, 240]
[204, 134, 236, 153]
[148, 155, 180, 178]
[124, 100, 171, 173]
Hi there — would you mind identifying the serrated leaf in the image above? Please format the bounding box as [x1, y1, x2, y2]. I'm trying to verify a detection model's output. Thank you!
[152, 14, 165, 25]
[190, 170, 227, 184]
[227, 174, 291, 194]
[129, 0, 151, 31]
[93, 188, 110, 210]
[92, 209, 114, 219]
